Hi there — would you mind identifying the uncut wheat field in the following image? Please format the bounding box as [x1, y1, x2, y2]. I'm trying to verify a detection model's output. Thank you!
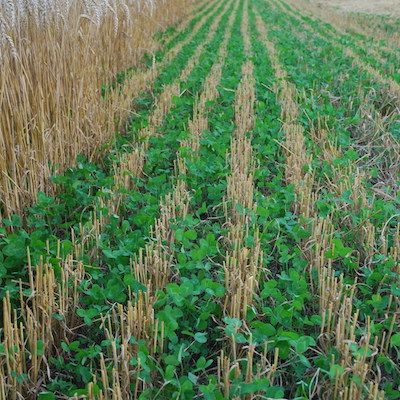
[0, 0, 399, 398]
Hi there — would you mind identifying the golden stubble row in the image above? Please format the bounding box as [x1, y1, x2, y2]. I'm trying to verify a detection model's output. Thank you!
[217, 4, 278, 398]
[0, 255, 85, 400]
[223, 2, 259, 321]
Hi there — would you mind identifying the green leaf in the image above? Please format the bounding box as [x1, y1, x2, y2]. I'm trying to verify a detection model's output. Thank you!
[3, 214, 22, 228]
[188, 372, 198, 384]
[194, 332, 207, 344]
[195, 356, 213, 371]
[38, 392, 56, 400]
[223, 317, 242, 336]
[238, 378, 269, 395]
[184, 229, 197, 240]
[76, 307, 99, 325]
[165, 365, 175, 380]
[201, 278, 225, 297]
[3, 238, 27, 259]
[329, 364, 345, 379]
[344, 149, 359, 161]
[256, 206, 268, 218]
[237, 379, 284, 397]
[326, 238, 352, 259]
[390, 284, 400, 297]
[123, 274, 145, 293]
[36, 340, 45, 356]
[105, 277, 127, 303]
[390, 333, 400, 347]
[293, 336, 316, 354]
[251, 321, 276, 340]
[61, 342, 70, 353]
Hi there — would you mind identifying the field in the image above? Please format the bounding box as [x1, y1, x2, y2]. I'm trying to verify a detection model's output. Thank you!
[313, 0, 400, 16]
[0, 0, 399, 399]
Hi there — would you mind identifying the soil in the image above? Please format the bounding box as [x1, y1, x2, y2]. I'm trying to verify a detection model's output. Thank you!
[312, 0, 400, 16]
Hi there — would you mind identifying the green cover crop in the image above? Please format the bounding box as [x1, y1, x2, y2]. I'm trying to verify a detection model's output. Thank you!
[0, 0, 399, 399]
